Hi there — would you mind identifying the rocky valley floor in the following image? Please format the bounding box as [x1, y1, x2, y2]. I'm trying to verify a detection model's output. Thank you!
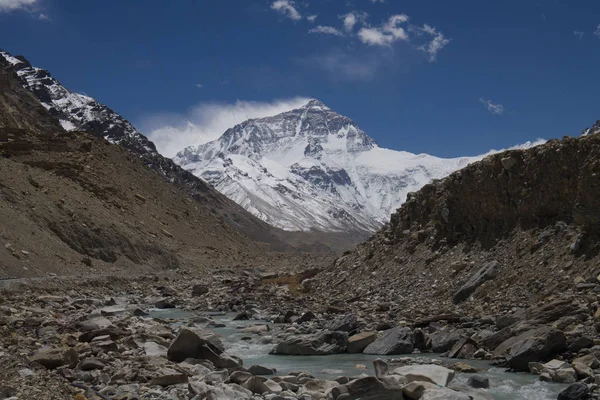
[0, 269, 598, 400]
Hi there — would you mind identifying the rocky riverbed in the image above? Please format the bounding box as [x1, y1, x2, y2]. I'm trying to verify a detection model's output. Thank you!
[0, 270, 598, 400]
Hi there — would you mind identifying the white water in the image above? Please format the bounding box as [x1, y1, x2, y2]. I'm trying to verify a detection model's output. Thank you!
[149, 310, 567, 400]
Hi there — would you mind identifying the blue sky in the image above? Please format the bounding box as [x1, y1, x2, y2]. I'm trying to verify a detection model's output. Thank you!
[1, 0, 599, 158]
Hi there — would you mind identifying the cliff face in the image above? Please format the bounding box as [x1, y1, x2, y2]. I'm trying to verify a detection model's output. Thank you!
[311, 132, 600, 322]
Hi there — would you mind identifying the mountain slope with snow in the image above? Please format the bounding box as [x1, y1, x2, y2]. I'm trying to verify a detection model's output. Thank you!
[175, 100, 533, 233]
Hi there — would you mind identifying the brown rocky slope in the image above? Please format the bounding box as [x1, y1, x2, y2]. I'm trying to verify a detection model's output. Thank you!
[0, 55, 324, 278]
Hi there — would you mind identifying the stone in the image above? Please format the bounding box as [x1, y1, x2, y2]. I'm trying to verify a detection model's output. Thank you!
[430, 329, 464, 353]
[420, 388, 471, 400]
[149, 368, 188, 386]
[392, 364, 455, 387]
[373, 358, 389, 379]
[203, 370, 229, 384]
[18, 368, 35, 378]
[448, 337, 477, 359]
[30, 347, 78, 370]
[144, 341, 168, 357]
[573, 362, 594, 379]
[363, 326, 414, 355]
[573, 354, 600, 369]
[568, 336, 594, 352]
[451, 362, 478, 373]
[467, 375, 489, 389]
[493, 326, 566, 371]
[205, 383, 253, 400]
[347, 332, 377, 354]
[501, 156, 518, 170]
[453, 260, 500, 304]
[270, 331, 348, 355]
[248, 365, 276, 375]
[326, 314, 359, 333]
[557, 383, 589, 400]
[78, 358, 106, 371]
[296, 311, 316, 323]
[553, 368, 577, 384]
[230, 370, 253, 384]
[297, 379, 339, 398]
[402, 381, 437, 400]
[167, 328, 225, 362]
[154, 298, 176, 309]
[333, 376, 404, 400]
[191, 284, 209, 297]
[242, 376, 282, 395]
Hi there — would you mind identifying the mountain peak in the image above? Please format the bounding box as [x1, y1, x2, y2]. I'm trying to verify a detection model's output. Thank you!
[303, 99, 329, 110]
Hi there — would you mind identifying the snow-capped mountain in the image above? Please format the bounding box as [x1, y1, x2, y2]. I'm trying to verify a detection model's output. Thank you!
[175, 100, 497, 233]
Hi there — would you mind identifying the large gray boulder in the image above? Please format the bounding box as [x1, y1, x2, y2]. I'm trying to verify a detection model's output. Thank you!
[421, 388, 471, 400]
[332, 376, 404, 400]
[363, 327, 414, 355]
[392, 364, 455, 387]
[453, 260, 500, 304]
[347, 332, 377, 354]
[270, 331, 348, 355]
[326, 314, 359, 333]
[493, 326, 566, 371]
[430, 329, 465, 353]
[167, 328, 227, 363]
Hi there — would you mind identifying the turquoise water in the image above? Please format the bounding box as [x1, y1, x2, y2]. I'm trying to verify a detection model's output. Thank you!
[148, 309, 568, 400]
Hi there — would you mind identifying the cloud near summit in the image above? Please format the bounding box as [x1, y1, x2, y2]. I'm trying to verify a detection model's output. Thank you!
[139, 97, 311, 158]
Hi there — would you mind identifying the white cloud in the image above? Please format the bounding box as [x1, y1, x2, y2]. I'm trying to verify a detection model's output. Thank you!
[309, 25, 344, 37]
[371, 0, 385, 2]
[415, 24, 450, 62]
[195, 83, 203, 89]
[595, 24, 600, 38]
[270, 0, 301, 21]
[574, 31, 584, 39]
[37, 12, 49, 20]
[302, 50, 383, 81]
[357, 14, 410, 46]
[0, 0, 37, 12]
[479, 98, 505, 115]
[140, 97, 311, 158]
[307, 14, 317, 23]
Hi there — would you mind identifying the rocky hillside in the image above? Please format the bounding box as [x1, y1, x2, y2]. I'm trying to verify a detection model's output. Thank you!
[311, 130, 600, 321]
[0, 49, 353, 252]
[0, 55, 323, 278]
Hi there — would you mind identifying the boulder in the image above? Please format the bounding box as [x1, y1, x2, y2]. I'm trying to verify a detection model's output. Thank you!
[553, 368, 577, 384]
[402, 381, 437, 400]
[296, 311, 316, 324]
[149, 368, 188, 386]
[421, 388, 471, 400]
[77, 358, 105, 371]
[297, 379, 339, 398]
[373, 358, 389, 379]
[205, 383, 253, 400]
[326, 314, 359, 333]
[144, 341, 168, 357]
[453, 260, 499, 304]
[229, 370, 253, 384]
[568, 336, 594, 352]
[363, 327, 414, 355]
[493, 326, 566, 371]
[30, 347, 78, 370]
[392, 365, 455, 387]
[247, 365, 276, 375]
[203, 370, 229, 384]
[167, 328, 225, 362]
[154, 298, 176, 309]
[467, 375, 489, 389]
[270, 331, 348, 355]
[430, 329, 465, 353]
[448, 384, 495, 400]
[347, 332, 377, 354]
[191, 284, 209, 297]
[332, 376, 404, 400]
[557, 383, 589, 400]
[448, 337, 477, 359]
[242, 376, 282, 395]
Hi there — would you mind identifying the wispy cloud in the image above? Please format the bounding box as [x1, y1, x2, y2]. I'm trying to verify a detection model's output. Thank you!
[370, 0, 385, 3]
[479, 98, 505, 115]
[340, 12, 367, 33]
[270, 0, 301, 21]
[139, 97, 311, 157]
[0, 0, 38, 13]
[195, 83, 203, 89]
[309, 25, 344, 37]
[595, 24, 600, 38]
[358, 14, 410, 46]
[37, 12, 50, 21]
[413, 24, 450, 62]
[574, 31, 584, 39]
[307, 14, 317, 23]
[303, 50, 382, 81]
